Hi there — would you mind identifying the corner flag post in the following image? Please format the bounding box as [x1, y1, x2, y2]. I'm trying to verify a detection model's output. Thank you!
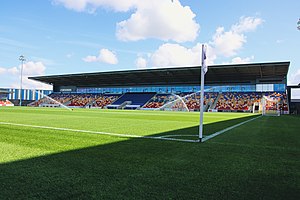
[199, 44, 207, 142]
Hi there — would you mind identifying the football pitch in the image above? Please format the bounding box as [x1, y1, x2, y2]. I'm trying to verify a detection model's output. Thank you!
[0, 107, 299, 199]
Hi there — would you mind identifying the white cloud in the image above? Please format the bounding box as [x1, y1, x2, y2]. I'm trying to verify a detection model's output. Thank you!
[137, 16, 262, 69]
[20, 61, 52, 89]
[54, 0, 262, 68]
[52, 0, 88, 12]
[116, 0, 199, 42]
[22, 61, 46, 76]
[31, 57, 57, 66]
[288, 69, 300, 85]
[83, 55, 98, 62]
[7, 67, 19, 75]
[0, 67, 6, 74]
[210, 27, 246, 57]
[99, 49, 118, 64]
[230, 56, 254, 64]
[135, 57, 147, 69]
[0, 66, 18, 75]
[83, 48, 118, 64]
[0, 62, 52, 90]
[231, 16, 263, 33]
[52, 0, 137, 12]
[53, 0, 199, 43]
[10, 80, 52, 90]
[149, 43, 216, 68]
[151, 43, 201, 67]
[205, 45, 217, 65]
[209, 16, 263, 57]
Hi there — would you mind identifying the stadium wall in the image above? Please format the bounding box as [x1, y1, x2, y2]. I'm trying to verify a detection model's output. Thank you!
[0, 88, 52, 101]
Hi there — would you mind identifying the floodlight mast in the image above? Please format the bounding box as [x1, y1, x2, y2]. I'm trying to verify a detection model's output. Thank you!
[19, 55, 26, 107]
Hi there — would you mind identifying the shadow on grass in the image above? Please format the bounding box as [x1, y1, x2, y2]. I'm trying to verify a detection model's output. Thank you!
[0, 114, 298, 199]
[154, 114, 259, 140]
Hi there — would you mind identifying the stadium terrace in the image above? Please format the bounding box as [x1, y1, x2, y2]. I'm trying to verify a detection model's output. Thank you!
[25, 61, 290, 114]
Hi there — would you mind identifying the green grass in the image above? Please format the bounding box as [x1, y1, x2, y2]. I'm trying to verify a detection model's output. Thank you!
[0, 107, 299, 199]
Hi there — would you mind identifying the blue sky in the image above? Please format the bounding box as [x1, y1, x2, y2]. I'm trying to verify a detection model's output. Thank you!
[0, 0, 299, 90]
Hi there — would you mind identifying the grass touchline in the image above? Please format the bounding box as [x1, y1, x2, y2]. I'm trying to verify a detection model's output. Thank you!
[0, 121, 199, 143]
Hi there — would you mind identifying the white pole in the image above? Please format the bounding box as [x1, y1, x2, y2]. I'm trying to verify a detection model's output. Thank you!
[199, 44, 205, 142]
[19, 55, 25, 107]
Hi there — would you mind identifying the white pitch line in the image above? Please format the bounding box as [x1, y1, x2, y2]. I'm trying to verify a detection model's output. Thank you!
[202, 115, 262, 142]
[0, 116, 261, 143]
[0, 121, 199, 143]
[160, 134, 198, 138]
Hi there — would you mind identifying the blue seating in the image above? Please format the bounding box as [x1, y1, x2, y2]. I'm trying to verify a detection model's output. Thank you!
[111, 92, 156, 108]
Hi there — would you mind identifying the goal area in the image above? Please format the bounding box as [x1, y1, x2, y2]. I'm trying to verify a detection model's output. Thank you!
[261, 95, 281, 116]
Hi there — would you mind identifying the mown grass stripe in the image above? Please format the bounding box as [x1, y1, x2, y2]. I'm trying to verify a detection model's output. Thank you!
[202, 115, 262, 142]
[0, 121, 199, 143]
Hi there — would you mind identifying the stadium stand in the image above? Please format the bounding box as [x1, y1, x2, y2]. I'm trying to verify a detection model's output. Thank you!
[263, 91, 289, 111]
[28, 93, 121, 108]
[107, 92, 156, 109]
[0, 99, 14, 106]
[143, 92, 218, 111]
[27, 91, 289, 113]
[213, 91, 288, 112]
[92, 94, 120, 108]
[28, 93, 75, 107]
[27, 62, 291, 113]
[184, 92, 218, 111]
[67, 94, 99, 107]
[215, 92, 260, 111]
[143, 94, 175, 109]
